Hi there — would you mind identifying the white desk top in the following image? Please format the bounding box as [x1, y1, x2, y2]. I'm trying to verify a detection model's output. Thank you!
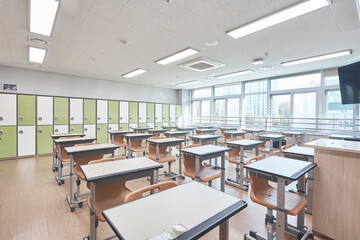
[219, 127, 237, 131]
[227, 139, 263, 147]
[108, 130, 134, 134]
[195, 129, 217, 132]
[123, 133, 153, 138]
[148, 129, 167, 133]
[258, 134, 285, 139]
[148, 138, 185, 144]
[242, 128, 264, 132]
[177, 127, 196, 130]
[102, 181, 247, 240]
[81, 157, 162, 182]
[54, 137, 95, 143]
[50, 133, 85, 139]
[223, 131, 246, 135]
[282, 146, 314, 157]
[164, 131, 189, 135]
[190, 134, 221, 140]
[180, 145, 231, 156]
[282, 131, 305, 136]
[65, 143, 118, 154]
[305, 138, 360, 154]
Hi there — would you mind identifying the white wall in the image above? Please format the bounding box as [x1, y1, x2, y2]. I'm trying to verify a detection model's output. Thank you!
[0, 65, 178, 104]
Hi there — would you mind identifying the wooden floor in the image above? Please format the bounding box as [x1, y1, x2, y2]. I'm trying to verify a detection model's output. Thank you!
[0, 149, 328, 240]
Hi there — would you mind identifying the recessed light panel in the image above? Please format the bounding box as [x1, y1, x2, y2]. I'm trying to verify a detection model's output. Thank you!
[156, 48, 199, 65]
[281, 50, 352, 66]
[29, 46, 47, 64]
[176, 80, 200, 87]
[215, 70, 254, 79]
[122, 69, 147, 78]
[30, 0, 60, 36]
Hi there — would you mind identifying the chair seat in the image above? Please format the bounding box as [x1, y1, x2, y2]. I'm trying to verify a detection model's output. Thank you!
[149, 155, 176, 163]
[183, 167, 221, 183]
[228, 156, 241, 165]
[60, 157, 70, 163]
[259, 147, 280, 153]
[131, 146, 148, 152]
[74, 167, 85, 180]
[115, 142, 127, 147]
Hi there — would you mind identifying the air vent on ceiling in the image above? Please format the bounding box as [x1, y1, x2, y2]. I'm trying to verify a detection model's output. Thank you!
[180, 57, 225, 72]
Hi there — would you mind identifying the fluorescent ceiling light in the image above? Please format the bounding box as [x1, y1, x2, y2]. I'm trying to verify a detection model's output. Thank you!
[176, 80, 200, 87]
[226, 0, 331, 39]
[122, 69, 147, 78]
[30, 0, 60, 36]
[281, 49, 352, 66]
[215, 70, 254, 79]
[29, 46, 47, 64]
[156, 48, 199, 65]
[252, 58, 264, 65]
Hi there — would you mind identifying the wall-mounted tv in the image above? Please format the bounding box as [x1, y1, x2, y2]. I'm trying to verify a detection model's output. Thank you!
[338, 61, 360, 104]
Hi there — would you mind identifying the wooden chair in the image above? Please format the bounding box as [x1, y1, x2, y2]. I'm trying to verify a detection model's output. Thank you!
[256, 136, 280, 156]
[124, 181, 177, 203]
[127, 139, 148, 157]
[149, 141, 177, 180]
[281, 144, 293, 157]
[110, 134, 127, 156]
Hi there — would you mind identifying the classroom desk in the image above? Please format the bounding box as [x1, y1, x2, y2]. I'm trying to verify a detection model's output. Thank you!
[131, 127, 149, 133]
[195, 125, 213, 129]
[50, 133, 86, 171]
[257, 134, 285, 156]
[242, 128, 264, 139]
[162, 125, 178, 130]
[81, 157, 162, 240]
[180, 145, 231, 192]
[53, 137, 96, 185]
[223, 131, 246, 140]
[245, 156, 316, 240]
[282, 146, 314, 214]
[328, 134, 360, 141]
[163, 131, 189, 139]
[219, 126, 237, 131]
[148, 137, 186, 182]
[281, 131, 305, 145]
[305, 139, 360, 239]
[195, 128, 217, 135]
[123, 133, 153, 158]
[189, 135, 221, 168]
[147, 128, 167, 136]
[225, 140, 263, 191]
[177, 126, 196, 135]
[64, 143, 119, 212]
[103, 181, 247, 240]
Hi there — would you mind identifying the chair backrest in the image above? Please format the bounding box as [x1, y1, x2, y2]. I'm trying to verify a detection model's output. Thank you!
[112, 135, 125, 146]
[128, 139, 143, 148]
[148, 143, 168, 160]
[249, 174, 272, 204]
[245, 155, 265, 165]
[281, 144, 293, 157]
[228, 148, 240, 159]
[57, 136, 81, 160]
[89, 156, 126, 165]
[124, 181, 177, 203]
[73, 142, 103, 168]
[255, 136, 266, 148]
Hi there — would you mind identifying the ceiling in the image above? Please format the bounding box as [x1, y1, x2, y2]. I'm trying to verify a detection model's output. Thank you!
[0, 0, 359, 89]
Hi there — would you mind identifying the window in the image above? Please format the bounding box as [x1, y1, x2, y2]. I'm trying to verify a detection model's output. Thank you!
[324, 75, 339, 86]
[201, 100, 210, 123]
[215, 84, 241, 96]
[227, 98, 240, 125]
[293, 92, 317, 129]
[192, 88, 211, 98]
[245, 80, 267, 93]
[214, 99, 226, 124]
[271, 73, 321, 91]
[244, 94, 267, 117]
[325, 90, 354, 131]
[271, 94, 291, 128]
[192, 101, 200, 122]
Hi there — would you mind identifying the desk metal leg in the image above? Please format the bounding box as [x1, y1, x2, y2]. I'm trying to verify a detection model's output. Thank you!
[128, 138, 132, 158]
[220, 153, 225, 192]
[306, 157, 314, 214]
[66, 155, 75, 212]
[226, 147, 248, 191]
[269, 139, 274, 156]
[90, 182, 97, 240]
[156, 144, 159, 183]
[219, 220, 229, 240]
[276, 178, 286, 240]
[297, 175, 305, 229]
[214, 139, 220, 169]
[178, 143, 183, 177]
[195, 156, 200, 182]
[55, 144, 65, 185]
[278, 138, 283, 157]
[292, 135, 296, 146]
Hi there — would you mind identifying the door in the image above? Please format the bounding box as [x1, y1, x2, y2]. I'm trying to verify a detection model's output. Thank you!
[54, 97, 69, 125]
[155, 103, 162, 123]
[139, 102, 146, 124]
[0, 94, 16, 126]
[176, 105, 182, 125]
[119, 123, 129, 131]
[18, 95, 36, 126]
[37, 125, 53, 155]
[18, 126, 35, 156]
[108, 100, 119, 124]
[70, 124, 83, 134]
[97, 100, 108, 124]
[70, 98, 83, 124]
[84, 124, 96, 138]
[84, 99, 96, 124]
[170, 105, 176, 123]
[162, 104, 170, 126]
[119, 101, 129, 123]
[97, 124, 108, 143]
[0, 126, 17, 158]
[129, 102, 138, 124]
[147, 103, 155, 128]
[37, 96, 53, 125]
[54, 125, 68, 134]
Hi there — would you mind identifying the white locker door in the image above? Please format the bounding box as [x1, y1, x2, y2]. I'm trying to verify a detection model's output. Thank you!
[108, 124, 118, 142]
[70, 98, 83, 124]
[54, 125, 68, 134]
[0, 93, 17, 126]
[119, 101, 129, 123]
[97, 100, 108, 124]
[155, 104, 162, 123]
[147, 123, 154, 128]
[37, 96, 53, 125]
[170, 105, 176, 123]
[18, 126, 35, 156]
[84, 124, 96, 138]
[139, 103, 146, 123]
[129, 123, 138, 129]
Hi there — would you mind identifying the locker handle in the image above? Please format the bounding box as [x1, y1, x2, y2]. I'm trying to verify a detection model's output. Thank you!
[120, 127, 122, 129]
[97, 117, 101, 120]
[0, 130, 3, 135]
[97, 127, 101, 130]
[0, 116, 2, 121]
[19, 130, 23, 134]
[19, 116, 24, 121]
[139, 117, 141, 120]
[71, 117, 74, 121]
[109, 127, 112, 130]
[147, 117, 149, 120]
[109, 116, 112, 120]
[71, 129, 74, 132]
[38, 117, 42, 121]
[55, 129, 59, 133]
[120, 117, 122, 120]
[38, 129, 43, 134]
[55, 116, 59, 121]
[84, 117, 88, 120]
[130, 117, 132, 120]
[84, 128, 88, 131]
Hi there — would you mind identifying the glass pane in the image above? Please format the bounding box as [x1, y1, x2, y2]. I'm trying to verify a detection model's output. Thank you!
[244, 94, 267, 128]
[271, 73, 321, 91]
[325, 90, 353, 131]
[192, 101, 200, 123]
[215, 84, 241, 96]
[245, 80, 267, 93]
[227, 98, 240, 125]
[271, 94, 291, 128]
[293, 92, 316, 129]
[192, 88, 211, 98]
[214, 99, 226, 124]
[324, 75, 339, 86]
[201, 100, 210, 123]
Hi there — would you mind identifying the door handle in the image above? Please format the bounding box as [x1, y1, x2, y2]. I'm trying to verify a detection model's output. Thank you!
[38, 129, 43, 134]
[120, 117, 123, 120]
[19, 116, 24, 121]
[97, 127, 101, 130]
[38, 117, 42, 121]
[0, 116, 3, 121]
[55, 116, 59, 121]
[0, 130, 3, 135]
[84, 128, 88, 131]
[71, 129, 74, 132]
[71, 117, 74, 121]
[97, 117, 101, 120]
[109, 127, 112, 130]
[19, 130, 23, 134]
[84, 117, 88, 120]
[109, 116, 112, 120]
[55, 129, 59, 133]
[120, 126, 122, 129]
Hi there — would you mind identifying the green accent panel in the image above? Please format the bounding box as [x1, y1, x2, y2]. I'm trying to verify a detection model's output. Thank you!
[139, 123, 147, 128]
[0, 126, 17, 158]
[18, 95, 35, 126]
[37, 125, 53, 155]
[119, 123, 129, 131]
[108, 101, 119, 124]
[155, 123, 162, 129]
[162, 104, 169, 123]
[129, 102, 138, 123]
[70, 124, 83, 134]
[84, 99, 96, 124]
[54, 97, 69, 125]
[97, 124, 108, 143]
[176, 105, 182, 121]
[170, 122, 176, 126]
[147, 103, 155, 123]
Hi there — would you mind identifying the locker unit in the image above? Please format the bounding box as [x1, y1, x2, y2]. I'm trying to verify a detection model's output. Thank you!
[37, 96, 53, 125]
[18, 126, 35, 156]
[108, 123, 118, 142]
[37, 125, 53, 155]
[108, 101, 119, 124]
[70, 124, 83, 134]
[162, 104, 170, 126]
[119, 101, 129, 123]
[54, 97, 69, 125]
[176, 105, 182, 125]
[97, 100, 108, 124]
[119, 123, 129, 131]
[18, 95, 36, 126]
[147, 103, 154, 125]
[84, 99, 96, 124]
[170, 104, 176, 123]
[0, 126, 17, 158]
[0, 93, 17, 126]
[97, 124, 108, 144]
[70, 98, 83, 124]
[84, 124, 96, 138]
[155, 103, 162, 124]
[54, 125, 69, 134]
[139, 102, 146, 124]
[129, 102, 138, 124]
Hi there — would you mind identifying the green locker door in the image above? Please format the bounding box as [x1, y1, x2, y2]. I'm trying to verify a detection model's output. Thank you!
[97, 124, 108, 143]
[176, 105, 182, 123]
[108, 101, 119, 124]
[54, 97, 69, 125]
[84, 99, 96, 124]
[139, 123, 147, 128]
[119, 123, 129, 131]
[37, 125, 53, 155]
[70, 124, 83, 134]
[129, 102, 138, 124]
[162, 104, 169, 123]
[0, 126, 17, 158]
[147, 103, 155, 123]
[18, 95, 35, 126]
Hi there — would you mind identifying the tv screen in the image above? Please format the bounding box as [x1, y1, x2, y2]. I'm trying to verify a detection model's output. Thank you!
[339, 61, 360, 104]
